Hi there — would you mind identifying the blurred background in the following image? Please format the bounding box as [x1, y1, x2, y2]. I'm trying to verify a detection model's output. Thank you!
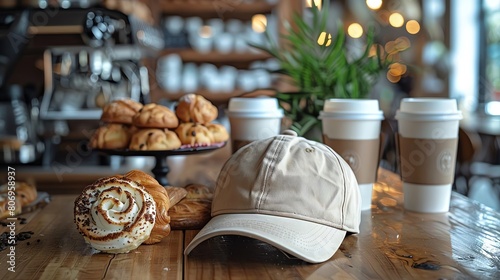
[0, 0, 498, 209]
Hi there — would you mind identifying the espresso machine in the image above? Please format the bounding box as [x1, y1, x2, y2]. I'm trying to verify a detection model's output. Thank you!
[0, 9, 39, 164]
[0, 2, 164, 166]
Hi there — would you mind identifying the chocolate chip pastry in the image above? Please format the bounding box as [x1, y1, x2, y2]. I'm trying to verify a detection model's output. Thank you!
[129, 128, 181, 151]
[175, 123, 214, 146]
[205, 123, 229, 143]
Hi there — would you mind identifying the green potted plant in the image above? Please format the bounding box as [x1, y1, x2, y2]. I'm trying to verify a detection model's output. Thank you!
[252, 2, 395, 137]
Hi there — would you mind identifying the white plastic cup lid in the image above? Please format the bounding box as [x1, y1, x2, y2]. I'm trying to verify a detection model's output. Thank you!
[395, 98, 462, 121]
[227, 97, 284, 118]
[319, 99, 384, 120]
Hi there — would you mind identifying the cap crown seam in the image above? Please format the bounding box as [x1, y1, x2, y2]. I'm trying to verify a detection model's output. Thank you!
[324, 144, 347, 228]
[257, 136, 285, 210]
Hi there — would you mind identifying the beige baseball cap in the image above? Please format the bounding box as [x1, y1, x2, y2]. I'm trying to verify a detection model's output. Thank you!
[184, 130, 361, 263]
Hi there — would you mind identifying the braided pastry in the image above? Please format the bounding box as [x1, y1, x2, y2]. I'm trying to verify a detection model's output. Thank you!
[132, 103, 178, 129]
[168, 184, 213, 230]
[175, 94, 218, 124]
[100, 99, 143, 124]
[90, 123, 133, 150]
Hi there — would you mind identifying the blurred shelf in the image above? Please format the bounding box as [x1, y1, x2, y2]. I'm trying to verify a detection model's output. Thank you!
[159, 49, 271, 65]
[160, 1, 277, 19]
[150, 88, 276, 104]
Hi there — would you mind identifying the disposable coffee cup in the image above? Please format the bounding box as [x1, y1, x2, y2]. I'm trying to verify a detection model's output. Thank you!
[227, 97, 283, 153]
[319, 99, 384, 211]
[395, 98, 462, 213]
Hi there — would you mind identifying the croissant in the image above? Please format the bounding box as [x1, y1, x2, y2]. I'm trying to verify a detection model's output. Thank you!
[119, 170, 171, 244]
[74, 176, 156, 253]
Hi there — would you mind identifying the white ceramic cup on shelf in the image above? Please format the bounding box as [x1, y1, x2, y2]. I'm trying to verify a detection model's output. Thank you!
[395, 98, 463, 213]
[189, 33, 212, 53]
[219, 66, 237, 93]
[226, 19, 243, 34]
[181, 63, 198, 93]
[319, 99, 384, 211]
[185, 17, 203, 36]
[214, 32, 234, 54]
[164, 16, 184, 35]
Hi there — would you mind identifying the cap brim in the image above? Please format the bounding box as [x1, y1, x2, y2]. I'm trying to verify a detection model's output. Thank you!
[184, 213, 347, 263]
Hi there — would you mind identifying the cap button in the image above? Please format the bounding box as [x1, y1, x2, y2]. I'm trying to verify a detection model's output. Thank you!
[282, 130, 298, 137]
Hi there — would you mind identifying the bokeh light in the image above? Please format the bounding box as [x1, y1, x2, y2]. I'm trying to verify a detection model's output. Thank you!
[406, 20, 420, 34]
[369, 44, 384, 57]
[252, 14, 267, 33]
[389, 12, 405, 28]
[305, 0, 322, 10]
[389, 62, 407, 76]
[347, 23, 364, 38]
[317, 31, 332, 46]
[387, 71, 401, 83]
[198, 25, 212, 38]
[366, 0, 383, 10]
[394, 36, 411, 51]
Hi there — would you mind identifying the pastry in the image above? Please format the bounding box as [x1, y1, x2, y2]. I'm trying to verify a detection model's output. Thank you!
[0, 194, 22, 220]
[132, 103, 179, 129]
[184, 184, 213, 200]
[205, 123, 229, 143]
[0, 181, 37, 219]
[169, 184, 213, 230]
[175, 94, 218, 124]
[14, 182, 38, 206]
[119, 170, 171, 245]
[129, 128, 181, 151]
[0, 181, 37, 206]
[90, 123, 133, 150]
[74, 176, 156, 254]
[165, 186, 188, 208]
[175, 123, 214, 146]
[100, 99, 143, 124]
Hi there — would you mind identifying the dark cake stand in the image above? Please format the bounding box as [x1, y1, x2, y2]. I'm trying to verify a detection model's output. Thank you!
[95, 142, 226, 186]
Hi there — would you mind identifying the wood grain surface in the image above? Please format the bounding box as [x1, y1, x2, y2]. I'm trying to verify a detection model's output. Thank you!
[1, 169, 499, 279]
[183, 170, 500, 280]
[0, 195, 183, 280]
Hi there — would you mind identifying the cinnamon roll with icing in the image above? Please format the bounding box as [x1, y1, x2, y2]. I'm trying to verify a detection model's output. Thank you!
[74, 176, 156, 253]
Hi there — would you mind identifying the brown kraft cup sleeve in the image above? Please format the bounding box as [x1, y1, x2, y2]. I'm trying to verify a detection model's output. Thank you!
[397, 135, 458, 185]
[323, 136, 381, 184]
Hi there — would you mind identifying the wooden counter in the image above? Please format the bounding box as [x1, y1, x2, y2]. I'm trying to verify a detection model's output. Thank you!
[1, 169, 499, 279]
